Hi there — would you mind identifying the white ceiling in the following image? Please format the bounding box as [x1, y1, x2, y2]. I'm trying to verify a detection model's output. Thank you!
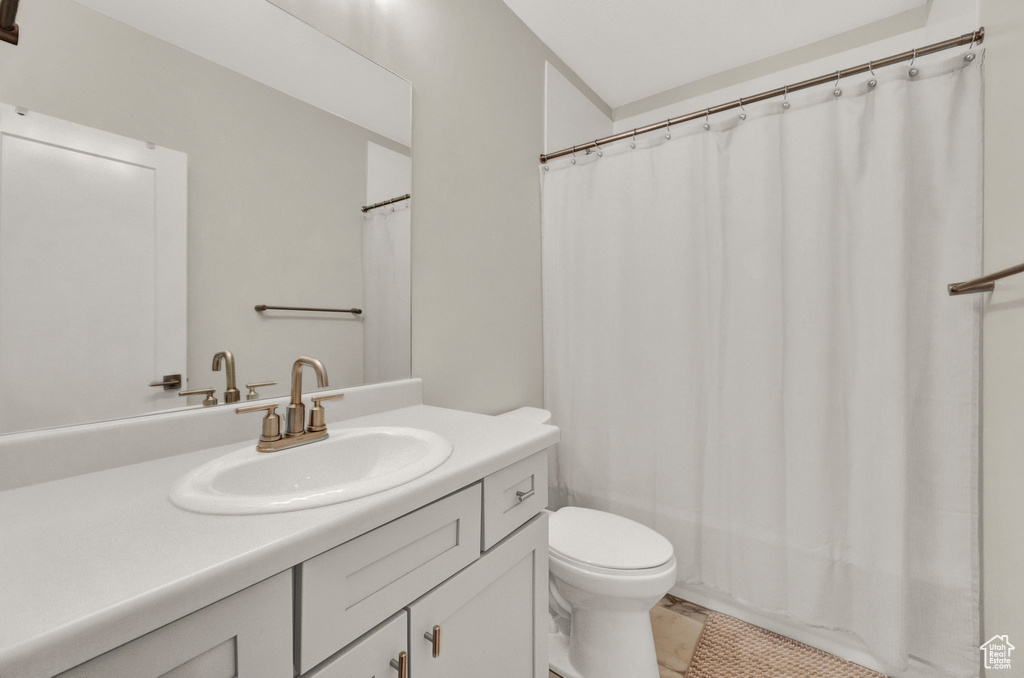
[503, 0, 927, 109]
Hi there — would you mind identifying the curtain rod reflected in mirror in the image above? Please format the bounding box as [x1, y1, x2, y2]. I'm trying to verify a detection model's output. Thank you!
[0, 0, 19, 45]
[362, 193, 410, 213]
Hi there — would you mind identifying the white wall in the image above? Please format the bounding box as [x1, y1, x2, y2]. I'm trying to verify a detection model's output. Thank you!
[545, 62, 612, 155]
[270, 0, 606, 414]
[979, 0, 1024, 655]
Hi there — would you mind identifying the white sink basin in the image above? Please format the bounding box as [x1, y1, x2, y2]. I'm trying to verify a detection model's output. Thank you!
[170, 426, 453, 515]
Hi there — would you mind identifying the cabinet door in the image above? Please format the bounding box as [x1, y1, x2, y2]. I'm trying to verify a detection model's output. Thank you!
[57, 571, 292, 678]
[304, 611, 408, 678]
[407, 514, 547, 678]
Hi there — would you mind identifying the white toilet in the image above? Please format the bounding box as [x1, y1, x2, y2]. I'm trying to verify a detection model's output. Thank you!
[497, 408, 677, 678]
[548, 507, 677, 678]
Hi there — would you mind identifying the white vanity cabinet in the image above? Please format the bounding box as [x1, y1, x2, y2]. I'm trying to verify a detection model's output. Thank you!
[56, 571, 292, 678]
[407, 514, 548, 678]
[39, 449, 550, 678]
[298, 449, 550, 678]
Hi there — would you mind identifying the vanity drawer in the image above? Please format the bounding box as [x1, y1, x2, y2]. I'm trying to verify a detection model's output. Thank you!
[303, 611, 407, 678]
[297, 484, 481, 673]
[482, 450, 548, 550]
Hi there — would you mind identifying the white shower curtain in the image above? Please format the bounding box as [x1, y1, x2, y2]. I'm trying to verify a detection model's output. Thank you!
[542, 51, 982, 677]
[362, 203, 411, 383]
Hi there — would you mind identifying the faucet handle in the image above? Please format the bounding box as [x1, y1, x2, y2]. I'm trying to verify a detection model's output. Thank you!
[179, 388, 217, 407]
[308, 393, 345, 433]
[311, 393, 345, 406]
[245, 381, 277, 400]
[235, 402, 282, 448]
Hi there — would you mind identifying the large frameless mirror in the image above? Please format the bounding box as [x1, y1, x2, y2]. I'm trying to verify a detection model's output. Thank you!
[0, 0, 412, 435]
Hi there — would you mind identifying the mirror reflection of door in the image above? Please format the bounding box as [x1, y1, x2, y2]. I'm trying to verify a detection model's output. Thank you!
[0, 103, 187, 433]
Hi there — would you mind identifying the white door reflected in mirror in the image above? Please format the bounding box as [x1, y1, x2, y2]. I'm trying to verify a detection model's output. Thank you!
[0, 104, 187, 433]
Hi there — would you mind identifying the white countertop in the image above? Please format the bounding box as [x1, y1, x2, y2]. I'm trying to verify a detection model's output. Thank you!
[0, 404, 558, 678]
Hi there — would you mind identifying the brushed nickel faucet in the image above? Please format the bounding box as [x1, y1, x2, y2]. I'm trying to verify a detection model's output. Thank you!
[235, 356, 344, 452]
[287, 356, 327, 436]
[212, 351, 240, 404]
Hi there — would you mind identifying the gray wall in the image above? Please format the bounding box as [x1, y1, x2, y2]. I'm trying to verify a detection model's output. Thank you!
[980, 0, 1024, 651]
[271, 0, 607, 414]
[0, 0, 409, 405]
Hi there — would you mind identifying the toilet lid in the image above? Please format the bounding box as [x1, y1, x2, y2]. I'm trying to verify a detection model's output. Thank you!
[549, 507, 674, 570]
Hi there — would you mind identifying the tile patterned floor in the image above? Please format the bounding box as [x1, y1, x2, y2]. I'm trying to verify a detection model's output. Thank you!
[549, 594, 708, 678]
[550, 594, 882, 678]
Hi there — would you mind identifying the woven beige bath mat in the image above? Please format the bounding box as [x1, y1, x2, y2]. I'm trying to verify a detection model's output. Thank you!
[685, 612, 886, 678]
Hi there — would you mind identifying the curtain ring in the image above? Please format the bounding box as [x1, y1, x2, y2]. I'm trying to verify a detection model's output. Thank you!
[630, 129, 638, 149]
[703, 108, 711, 131]
[833, 70, 843, 97]
[867, 60, 878, 88]
[909, 48, 919, 77]
[664, 119, 672, 140]
[782, 85, 790, 110]
[593, 140, 603, 157]
[570, 145, 577, 165]
[965, 32, 978, 62]
[738, 97, 747, 121]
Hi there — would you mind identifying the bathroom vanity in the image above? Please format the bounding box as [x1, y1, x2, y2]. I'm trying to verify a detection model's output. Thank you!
[0, 379, 556, 678]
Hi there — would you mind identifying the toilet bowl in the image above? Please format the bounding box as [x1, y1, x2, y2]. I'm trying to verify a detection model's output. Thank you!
[548, 507, 677, 678]
[496, 407, 677, 678]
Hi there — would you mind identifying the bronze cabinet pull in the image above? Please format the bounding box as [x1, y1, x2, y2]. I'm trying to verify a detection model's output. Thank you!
[424, 625, 442, 657]
[389, 651, 408, 677]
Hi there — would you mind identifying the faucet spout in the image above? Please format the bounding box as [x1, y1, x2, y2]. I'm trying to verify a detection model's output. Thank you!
[290, 356, 328, 404]
[286, 356, 328, 436]
[212, 351, 240, 403]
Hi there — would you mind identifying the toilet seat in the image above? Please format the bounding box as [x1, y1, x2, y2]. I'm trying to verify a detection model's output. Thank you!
[549, 507, 674, 571]
[550, 548, 676, 578]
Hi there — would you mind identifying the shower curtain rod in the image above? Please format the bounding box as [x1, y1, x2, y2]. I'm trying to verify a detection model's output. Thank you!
[361, 193, 410, 213]
[540, 27, 985, 164]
